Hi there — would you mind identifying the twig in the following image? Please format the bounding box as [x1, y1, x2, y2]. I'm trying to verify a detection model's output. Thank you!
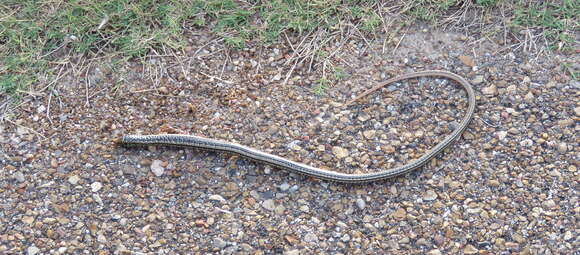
[392, 32, 406, 55]
[4, 118, 46, 139]
[46, 89, 53, 125]
[85, 62, 91, 106]
[283, 59, 299, 85]
[200, 72, 233, 84]
[220, 48, 230, 79]
[254, 46, 263, 74]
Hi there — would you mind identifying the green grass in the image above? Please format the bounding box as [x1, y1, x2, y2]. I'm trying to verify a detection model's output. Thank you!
[312, 77, 330, 96]
[1, 0, 577, 98]
[0, 0, 384, 96]
[561, 62, 579, 80]
[404, 0, 577, 51]
[512, 0, 579, 51]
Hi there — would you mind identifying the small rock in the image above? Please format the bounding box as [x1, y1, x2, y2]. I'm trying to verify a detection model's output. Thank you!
[357, 112, 371, 122]
[557, 143, 567, 153]
[279, 183, 290, 192]
[482, 84, 497, 95]
[524, 92, 535, 102]
[363, 130, 376, 139]
[332, 146, 349, 159]
[91, 182, 102, 192]
[262, 199, 276, 211]
[574, 106, 580, 117]
[22, 216, 35, 225]
[427, 249, 442, 255]
[97, 233, 107, 243]
[487, 179, 500, 187]
[434, 235, 445, 246]
[563, 231, 573, 240]
[471, 76, 484, 85]
[213, 237, 227, 249]
[459, 55, 475, 67]
[542, 200, 556, 209]
[557, 119, 573, 127]
[423, 190, 438, 201]
[27, 246, 40, 255]
[505, 242, 520, 250]
[207, 217, 215, 225]
[208, 195, 226, 203]
[158, 86, 169, 94]
[519, 139, 533, 147]
[463, 132, 474, 140]
[284, 249, 300, 255]
[496, 131, 508, 140]
[13, 171, 25, 182]
[36, 105, 46, 113]
[274, 205, 285, 215]
[68, 175, 80, 185]
[151, 160, 165, 176]
[355, 198, 366, 210]
[16, 126, 29, 136]
[463, 244, 479, 254]
[391, 208, 406, 219]
[304, 233, 318, 242]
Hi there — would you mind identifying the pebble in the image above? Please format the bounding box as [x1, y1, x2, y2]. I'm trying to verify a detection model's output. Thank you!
[151, 160, 165, 176]
[542, 200, 556, 209]
[27, 246, 40, 255]
[97, 233, 107, 242]
[563, 231, 573, 240]
[427, 249, 442, 255]
[332, 146, 349, 159]
[262, 199, 276, 211]
[505, 242, 520, 250]
[68, 175, 80, 185]
[284, 249, 300, 255]
[557, 119, 573, 127]
[213, 237, 227, 249]
[13, 171, 25, 182]
[279, 183, 290, 192]
[557, 143, 567, 153]
[91, 182, 102, 192]
[355, 198, 366, 209]
[519, 139, 533, 147]
[487, 179, 500, 187]
[482, 84, 497, 95]
[304, 233, 318, 242]
[357, 112, 371, 121]
[363, 130, 376, 139]
[423, 190, 438, 201]
[524, 91, 535, 102]
[574, 106, 580, 116]
[22, 216, 34, 225]
[458, 55, 475, 67]
[471, 75, 484, 85]
[496, 131, 507, 140]
[208, 194, 226, 203]
[391, 208, 406, 219]
[274, 205, 286, 215]
[463, 244, 479, 254]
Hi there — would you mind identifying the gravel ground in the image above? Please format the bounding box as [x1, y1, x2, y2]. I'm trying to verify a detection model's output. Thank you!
[1, 28, 578, 254]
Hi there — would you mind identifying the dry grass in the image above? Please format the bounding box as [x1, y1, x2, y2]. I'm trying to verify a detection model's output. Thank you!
[1, 0, 577, 118]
